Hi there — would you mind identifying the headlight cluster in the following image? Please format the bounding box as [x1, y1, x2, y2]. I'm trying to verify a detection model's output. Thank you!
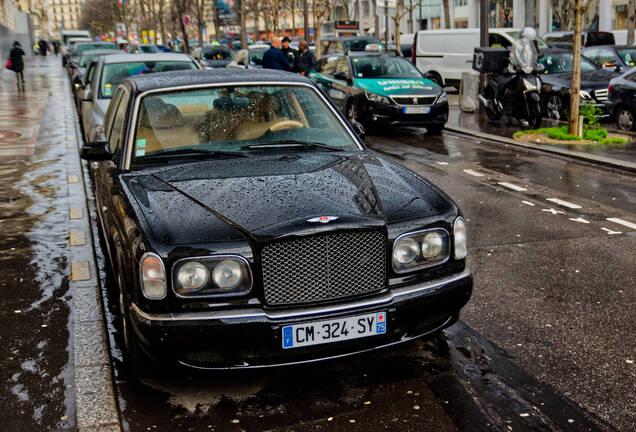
[392, 217, 468, 273]
[437, 91, 448, 104]
[140, 253, 167, 300]
[173, 256, 252, 297]
[579, 90, 592, 100]
[392, 229, 450, 273]
[365, 91, 391, 105]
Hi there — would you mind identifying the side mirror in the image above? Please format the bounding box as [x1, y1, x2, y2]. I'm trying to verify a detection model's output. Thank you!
[352, 120, 365, 141]
[333, 71, 350, 83]
[82, 89, 93, 102]
[73, 77, 85, 90]
[80, 141, 111, 161]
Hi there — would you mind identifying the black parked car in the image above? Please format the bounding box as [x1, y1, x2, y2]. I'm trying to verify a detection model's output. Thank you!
[192, 45, 235, 69]
[543, 30, 615, 49]
[606, 69, 636, 130]
[80, 70, 472, 373]
[539, 49, 619, 120]
[582, 45, 636, 73]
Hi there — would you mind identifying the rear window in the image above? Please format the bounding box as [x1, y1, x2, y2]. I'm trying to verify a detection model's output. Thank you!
[75, 44, 118, 55]
[586, 32, 615, 46]
[202, 48, 234, 60]
[141, 45, 160, 53]
[100, 61, 198, 99]
[344, 37, 382, 51]
[618, 49, 636, 66]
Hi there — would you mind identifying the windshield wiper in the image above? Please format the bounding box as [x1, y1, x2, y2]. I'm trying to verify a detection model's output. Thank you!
[240, 140, 345, 151]
[137, 148, 249, 160]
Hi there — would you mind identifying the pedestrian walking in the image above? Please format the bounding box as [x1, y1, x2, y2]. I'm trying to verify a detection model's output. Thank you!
[7, 41, 26, 89]
[294, 40, 316, 76]
[53, 41, 60, 56]
[39, 40, 48, 57]
[281, 36, 297, 65]
[262, 37, 292, 71]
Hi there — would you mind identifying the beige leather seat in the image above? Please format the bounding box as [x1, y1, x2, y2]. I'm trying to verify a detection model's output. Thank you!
[234, 93, 283, 141]
[136, 98, 200, 153]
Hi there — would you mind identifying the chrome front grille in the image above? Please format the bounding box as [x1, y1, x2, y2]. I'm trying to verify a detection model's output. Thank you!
[594, 89, 608, 101]
[261, 231, 386, 306]
[392, 96, 437, 106]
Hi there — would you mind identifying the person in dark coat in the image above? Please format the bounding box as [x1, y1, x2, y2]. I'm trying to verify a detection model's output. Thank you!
[39, 40, 48, 57]
[281, 36, 297, 65]
[262, 37, 292, 71]
[294, 40, 316, 76]
[8, 41, 25, 89]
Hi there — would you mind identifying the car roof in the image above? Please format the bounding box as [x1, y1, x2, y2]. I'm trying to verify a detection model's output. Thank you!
[81, 49, 121, 56]
[102, 53, 194, 64]
[126, 69, 312, 93]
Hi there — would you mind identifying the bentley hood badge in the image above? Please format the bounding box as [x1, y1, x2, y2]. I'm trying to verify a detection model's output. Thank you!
[307, 216, 340, 224]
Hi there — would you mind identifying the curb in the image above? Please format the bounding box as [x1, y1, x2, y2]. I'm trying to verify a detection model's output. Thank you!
[444, 124, 636, 174]
[66, 79, 122, 431]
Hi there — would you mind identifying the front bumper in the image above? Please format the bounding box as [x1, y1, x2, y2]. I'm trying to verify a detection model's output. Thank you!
[362, 100, 449, 127]
[130, 269, 472, 369]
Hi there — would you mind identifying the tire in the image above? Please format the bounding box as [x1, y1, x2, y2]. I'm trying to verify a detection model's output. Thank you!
[426, 72, 443, 88]
[615, 106, 635, 131]
[426, 124, 444, 135]
[545, 94, 564, 120]
[529, 102, 542, 129]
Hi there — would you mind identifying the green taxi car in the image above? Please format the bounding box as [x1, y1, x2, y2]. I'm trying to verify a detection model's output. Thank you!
[309, 52, 448, 134]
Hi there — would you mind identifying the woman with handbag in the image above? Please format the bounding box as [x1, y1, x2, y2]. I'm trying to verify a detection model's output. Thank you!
[8, 41, 25, 89]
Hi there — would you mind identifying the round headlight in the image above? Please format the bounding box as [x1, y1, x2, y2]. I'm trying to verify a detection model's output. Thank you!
[212, 259, 243, 290]
[421, 232, 444, 259]
[176, 262, 209, 292]
[140, 253, 167, 300]
[393, 237, 420, 265]
[454, 217, 468, 259]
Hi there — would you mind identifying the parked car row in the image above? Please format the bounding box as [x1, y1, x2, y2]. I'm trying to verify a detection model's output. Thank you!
[71, 45, 471, 375]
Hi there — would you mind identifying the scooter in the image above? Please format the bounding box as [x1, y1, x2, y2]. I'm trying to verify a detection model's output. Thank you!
[479, 38, 543, 129]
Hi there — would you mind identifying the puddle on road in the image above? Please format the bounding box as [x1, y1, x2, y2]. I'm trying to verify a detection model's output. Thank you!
[0, 71, 74, 431]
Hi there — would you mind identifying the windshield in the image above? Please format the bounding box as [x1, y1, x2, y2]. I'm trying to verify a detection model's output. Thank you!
[202, 48, 234, 60]
[140, 45, 160, 53]
[132, 85, 359, 164]
[617, 49, 636, 67]
[513, 38, 537, 73]
[100, 61, 198, 99]
[344, 37, 383, 51]
[505, 30, 549, 49]
[351, 56, 422, 79]
[538, 53, 598, 74]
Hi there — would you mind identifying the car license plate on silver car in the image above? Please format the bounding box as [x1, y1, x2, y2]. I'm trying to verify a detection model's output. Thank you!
[404, 106, 430, 114]
[282, 311, 387, 349]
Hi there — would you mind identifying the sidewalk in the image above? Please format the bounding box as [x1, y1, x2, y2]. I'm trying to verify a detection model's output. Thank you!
[445, 101, 636, 173]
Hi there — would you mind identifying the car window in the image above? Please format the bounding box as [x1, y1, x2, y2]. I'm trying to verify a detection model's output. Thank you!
[100, 61, 198, 99]
[104, 90, 124, 144]
[617, 49, 636, 67]
[489, 34, 511, 48]
[321, 57, 338, 75]
[344, 37, 383, 52]
[202, 48, 234, 60]
[85, 63, 95, 84]
[249, 50, 265, 66]
[108, 90, 130, 153]
[335, 57, 351, 76]
[141, 45, 160, 53]
[538, 53, 597, 73]
[595, 48, 619, 65]
[131, 84, 359, 163]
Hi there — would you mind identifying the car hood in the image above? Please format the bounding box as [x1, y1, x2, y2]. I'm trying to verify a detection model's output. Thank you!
[354, 78, 440, 97]
[542, 69, 620, 89]
[125, 152, 455, 244]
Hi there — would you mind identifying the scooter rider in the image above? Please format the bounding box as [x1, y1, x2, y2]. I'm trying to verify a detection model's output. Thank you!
[500, 27, 539, 125]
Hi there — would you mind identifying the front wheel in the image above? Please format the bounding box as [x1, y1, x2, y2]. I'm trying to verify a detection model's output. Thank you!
[545, 94, 564, 120]
[346, 100, 360, 124]
[529, 101, 542, 129]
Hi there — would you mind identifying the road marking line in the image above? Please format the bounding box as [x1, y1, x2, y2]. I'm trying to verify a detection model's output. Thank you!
[69, 230, 86, 246]
[522, 201, 535, 206]
[69, 207, 83, 219]
[498, 182, 527, 192]
[601, 227, 622, 235]
[68, 174, 79, 183]
[546, 198, 582, 209]
[463, 169, 484, 177]
[436, 161, 449, 165]
[71, 261, 90, 281]
[607, 217, 636, 230]
[569, 217, 589, 224]
[542, 208, 565, 215]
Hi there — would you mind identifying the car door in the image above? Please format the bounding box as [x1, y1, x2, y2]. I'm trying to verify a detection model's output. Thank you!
[313, 56, 338, 95]
[330, 56, 353, 112]
[81, 60, 102, 141]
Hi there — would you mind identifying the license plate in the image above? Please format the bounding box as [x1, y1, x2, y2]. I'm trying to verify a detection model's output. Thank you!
[281, 311, 387, 349]
[404, 106, 430, 114]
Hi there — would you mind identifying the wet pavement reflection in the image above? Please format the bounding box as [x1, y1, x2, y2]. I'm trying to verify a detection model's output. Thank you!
[0, 57, 74, 431]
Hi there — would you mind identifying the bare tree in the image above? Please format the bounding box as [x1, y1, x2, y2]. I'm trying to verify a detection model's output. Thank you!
[629, 0, 635, 45]
[392, 0, 408, 53]
[442, 0, 450, 29]
[551, 0, 574, 30]
[568, 0, 595, 136]
[193, 0, 206, 46]
[172, 0, 193, 53]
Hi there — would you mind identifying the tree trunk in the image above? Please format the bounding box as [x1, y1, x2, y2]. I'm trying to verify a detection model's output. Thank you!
[240, 0, 248, 48]
[629, 0, 635, 45]
[568, 0, 584, 136]
[196, 0, 205, 47]
[292, 1, 296, 35]
[442, 0, 450, 29]
[315, 25, 322, 58]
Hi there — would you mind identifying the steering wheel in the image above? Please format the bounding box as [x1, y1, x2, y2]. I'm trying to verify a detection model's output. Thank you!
[268, 119, 304, 132]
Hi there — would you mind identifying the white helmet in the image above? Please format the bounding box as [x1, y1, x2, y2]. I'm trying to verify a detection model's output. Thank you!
[520, 27, 537, 41]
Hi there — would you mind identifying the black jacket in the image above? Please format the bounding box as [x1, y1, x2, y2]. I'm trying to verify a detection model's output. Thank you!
[281, 46, 298, 64]
[295, 50, 316, 75]
[9, 46, 25, 72]
[262, 47, 292, 71]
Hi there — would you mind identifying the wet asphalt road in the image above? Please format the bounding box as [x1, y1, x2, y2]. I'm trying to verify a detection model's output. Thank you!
[90, 128, 634, 431]
[0, 61, 75, 431]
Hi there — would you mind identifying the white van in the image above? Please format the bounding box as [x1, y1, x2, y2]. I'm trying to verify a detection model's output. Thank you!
[412, 28, 547, 87]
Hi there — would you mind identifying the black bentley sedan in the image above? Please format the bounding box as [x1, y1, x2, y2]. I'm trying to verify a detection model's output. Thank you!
[81, 70, 471, 372]
[539, 49, 619, 120]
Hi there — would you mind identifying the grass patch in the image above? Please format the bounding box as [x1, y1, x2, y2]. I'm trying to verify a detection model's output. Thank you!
[516, 126, 627, 145]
